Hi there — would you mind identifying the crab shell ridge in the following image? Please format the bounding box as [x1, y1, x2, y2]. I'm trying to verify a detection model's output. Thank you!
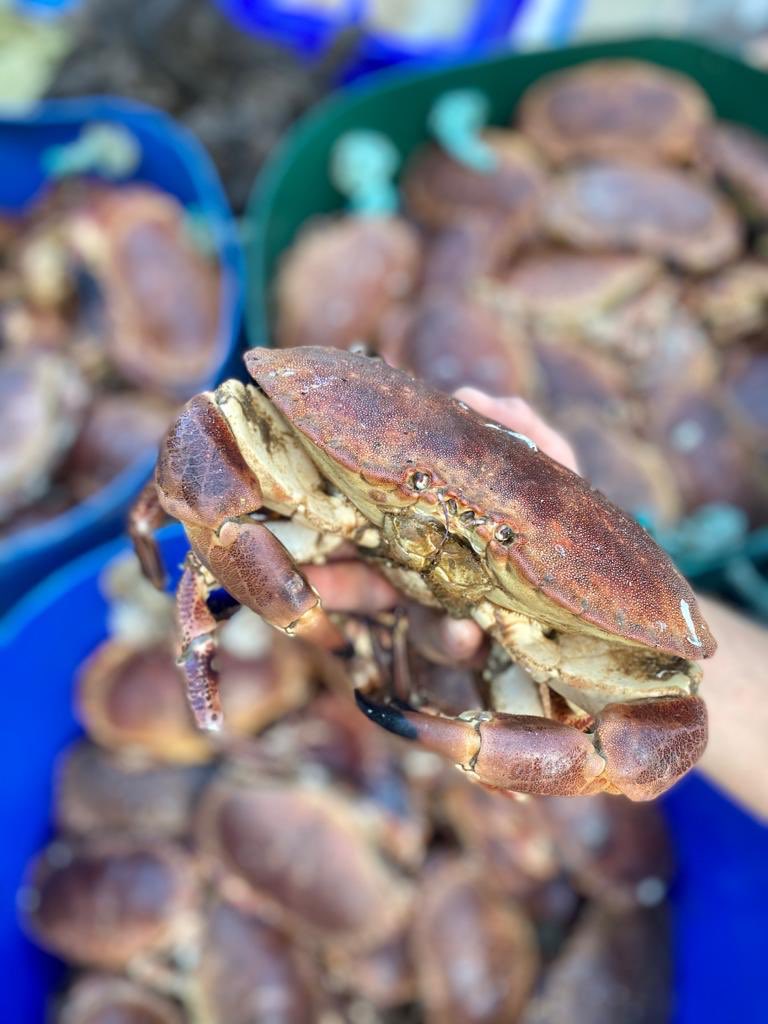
[244, 346, 714, 661]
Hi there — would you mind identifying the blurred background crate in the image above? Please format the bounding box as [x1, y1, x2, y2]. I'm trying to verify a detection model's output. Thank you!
[214, 0, 526, 77]
[0, 98, 243, 611]
[3, 529, 768, 1024]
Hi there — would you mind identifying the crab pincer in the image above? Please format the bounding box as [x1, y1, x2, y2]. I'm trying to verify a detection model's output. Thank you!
[355, 691, 707, 801]
[132, 346, 715, 799]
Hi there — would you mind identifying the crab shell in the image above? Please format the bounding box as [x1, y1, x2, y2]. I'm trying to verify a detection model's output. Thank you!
[413, 856, 539, 1024]
[706, 121, 768, 222]
[402, 130, 545, 239]
[518, 59, 712, 166]
[388, 290, 536, 397]
[20, 837, 198, 969]
[544, 160, 741, 272]
[58, 975, 184, 1024]
[244, 346, 714, 662]
[520, 903, 671, 1024]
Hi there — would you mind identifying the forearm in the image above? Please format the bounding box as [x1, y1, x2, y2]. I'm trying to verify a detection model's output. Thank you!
[696, 595, 768, 821]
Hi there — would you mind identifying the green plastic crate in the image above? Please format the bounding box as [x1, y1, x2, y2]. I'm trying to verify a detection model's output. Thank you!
[245, 36, 768, 612]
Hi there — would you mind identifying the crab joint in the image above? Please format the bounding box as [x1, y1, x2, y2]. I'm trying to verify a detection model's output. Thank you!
[593, 695, 708, 801]
[354, 692, 606, 797]
[284, 602, 348, 653]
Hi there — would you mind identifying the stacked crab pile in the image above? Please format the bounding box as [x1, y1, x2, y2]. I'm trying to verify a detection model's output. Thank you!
[21, 557, 672, 1023]
[0, 180, 220, 539]
[275, 59, 768, 536]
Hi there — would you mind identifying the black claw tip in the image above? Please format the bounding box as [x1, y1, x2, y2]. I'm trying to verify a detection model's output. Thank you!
[354, 690, 419, 741]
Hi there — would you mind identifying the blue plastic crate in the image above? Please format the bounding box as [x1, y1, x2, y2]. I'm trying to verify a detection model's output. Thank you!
[0, 98, 244, 613]
[215, 0, 526, 77]
[13, 0, 81, 13]
[2, 528, 767, 1023]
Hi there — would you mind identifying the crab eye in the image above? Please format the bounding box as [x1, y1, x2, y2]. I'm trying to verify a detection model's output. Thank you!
[494, 525, 516, 544]
[409, 471, 431, 492]
[445, 498, 458, 515]
[460, 510, 476, 524]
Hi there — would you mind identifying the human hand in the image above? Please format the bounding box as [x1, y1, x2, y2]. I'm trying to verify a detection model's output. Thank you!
[453, 389, 579, 474]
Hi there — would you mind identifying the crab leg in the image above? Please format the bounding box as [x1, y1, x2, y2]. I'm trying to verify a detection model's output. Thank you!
[355, 692, 707, 801]
[175, 558, 224, 731]
[128, 481, 168, 589]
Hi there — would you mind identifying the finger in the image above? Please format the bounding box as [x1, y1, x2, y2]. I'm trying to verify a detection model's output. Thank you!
[407, 604, 486, 666]
[455, 388, 579, 473]
[440, 618, 486, 665]
[305, 562, 399, 614]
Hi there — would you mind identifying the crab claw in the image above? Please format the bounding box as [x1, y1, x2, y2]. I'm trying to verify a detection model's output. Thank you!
[355, 691, 606, 796]
[592, 695, 708, 801]
[354, 692, 707, 800]
[187, 518, 346, 652]
[175, 520, 347, 732]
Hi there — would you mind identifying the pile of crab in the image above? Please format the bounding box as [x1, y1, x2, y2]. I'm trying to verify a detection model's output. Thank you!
[0, 178, 220, 539]
[21, 558, 673, 1024]
[275, 58, 768, 533]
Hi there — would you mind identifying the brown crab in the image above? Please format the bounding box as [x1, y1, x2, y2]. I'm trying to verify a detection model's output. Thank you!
[479, 250, 719, 406]
[687, 261, 768, 345]
[524, 338, 628, 418]
[723, 344, 768, 448]
[64, 392, 178, 500]
[275, 215, 422, 351]
[706, 120, 768, 222]
[439, 774, 560, 899]
[520, 903, 671, 1024]
[478, 249, 661, 345]
[518, 59, 712, 166]
[0, 350, 90, 524]
[413, 856, 539, 1024]
[20, 837, 198, 971]
[57, 975, 184, 1024]
[198, 896, 324, 1024]
[540, 795, 672, 911]
[649, 390, 762, 518]
[65, 184, 221, 399]
[421, 218, 523, 292]
[54, 740, 207, 839]
[544, 160, 741, 272]
[77, 616, 310, 764]
[402, 130, 545, 241]
[194, 772, 413, 954]
[381, 289, 536, 397]
[555, 408, 683, 530]
[133, 346, 713, 800]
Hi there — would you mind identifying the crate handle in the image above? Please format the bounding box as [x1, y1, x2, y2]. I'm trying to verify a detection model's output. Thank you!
[330, 130, 400, 216]
[428, 89, 496, 172]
